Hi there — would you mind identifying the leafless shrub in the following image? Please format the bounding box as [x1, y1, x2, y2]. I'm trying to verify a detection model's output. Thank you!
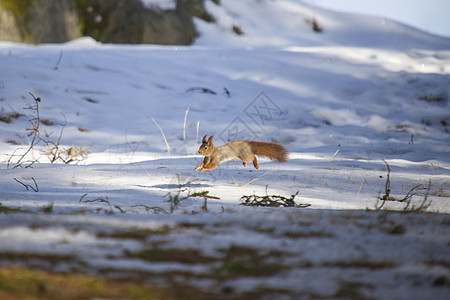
[8, 92, 42, 168]
[132, 204, 169, 214]
[79, 193, 125, 214]
[240, 190, 310, 208]
[373, 159, 432, 212]
[166, 174, 219, 213]
[7, 92, 88, 168]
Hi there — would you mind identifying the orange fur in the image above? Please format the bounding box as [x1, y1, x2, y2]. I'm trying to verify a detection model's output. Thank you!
[194, 135, 289, 171]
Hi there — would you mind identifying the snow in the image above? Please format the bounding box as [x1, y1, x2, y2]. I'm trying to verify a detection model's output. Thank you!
[0, 0, 449, 299]
[140, 0, 176, 10]
[312, 0, 450, 38]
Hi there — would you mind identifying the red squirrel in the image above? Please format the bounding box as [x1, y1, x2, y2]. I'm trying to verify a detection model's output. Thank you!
[194, 135, 289, 171]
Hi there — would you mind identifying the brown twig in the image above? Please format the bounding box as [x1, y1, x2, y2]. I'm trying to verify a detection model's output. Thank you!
[14, 177, 39, 192]
[13, 92, 41, 168]
[79, 193, 124, 214]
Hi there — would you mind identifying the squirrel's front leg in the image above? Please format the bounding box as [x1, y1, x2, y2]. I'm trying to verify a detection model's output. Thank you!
[200, 163, 218, 171]
[194, 162, 204, 171]
[196, 157, 219, 171]
[195, 156, 210, 171]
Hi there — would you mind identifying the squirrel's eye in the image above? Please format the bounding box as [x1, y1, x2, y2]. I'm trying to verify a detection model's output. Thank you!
[204, 147, 208, 150]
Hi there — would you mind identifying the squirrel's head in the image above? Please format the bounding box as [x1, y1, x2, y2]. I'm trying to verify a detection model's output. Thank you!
[198, 134, 214, 155]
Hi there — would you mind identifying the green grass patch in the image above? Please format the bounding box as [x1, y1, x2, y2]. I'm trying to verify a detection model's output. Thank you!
[0, 266, 174, 300]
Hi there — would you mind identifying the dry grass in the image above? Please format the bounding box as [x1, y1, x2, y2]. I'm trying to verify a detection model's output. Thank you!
[0, 266, 175, 300]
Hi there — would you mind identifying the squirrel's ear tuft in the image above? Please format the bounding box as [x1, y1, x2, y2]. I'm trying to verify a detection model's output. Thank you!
[202, 135, 208, 143]
[207, 135, 214, 145]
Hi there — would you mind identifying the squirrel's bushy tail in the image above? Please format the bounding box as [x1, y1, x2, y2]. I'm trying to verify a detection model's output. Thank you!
[249, 141, 289, 162]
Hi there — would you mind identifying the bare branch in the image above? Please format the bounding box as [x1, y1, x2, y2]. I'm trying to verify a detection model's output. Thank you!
[14, 177, 39, 192]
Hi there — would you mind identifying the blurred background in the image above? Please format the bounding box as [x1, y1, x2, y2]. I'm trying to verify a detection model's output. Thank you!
[0, 0, 448, 45]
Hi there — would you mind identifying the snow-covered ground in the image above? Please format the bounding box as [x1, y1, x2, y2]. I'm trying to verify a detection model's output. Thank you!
[0, 1, 449, 299]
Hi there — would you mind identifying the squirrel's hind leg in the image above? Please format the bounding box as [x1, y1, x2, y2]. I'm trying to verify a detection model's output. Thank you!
[252, 157, 259, 169]
[242, 162, 247, 167]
